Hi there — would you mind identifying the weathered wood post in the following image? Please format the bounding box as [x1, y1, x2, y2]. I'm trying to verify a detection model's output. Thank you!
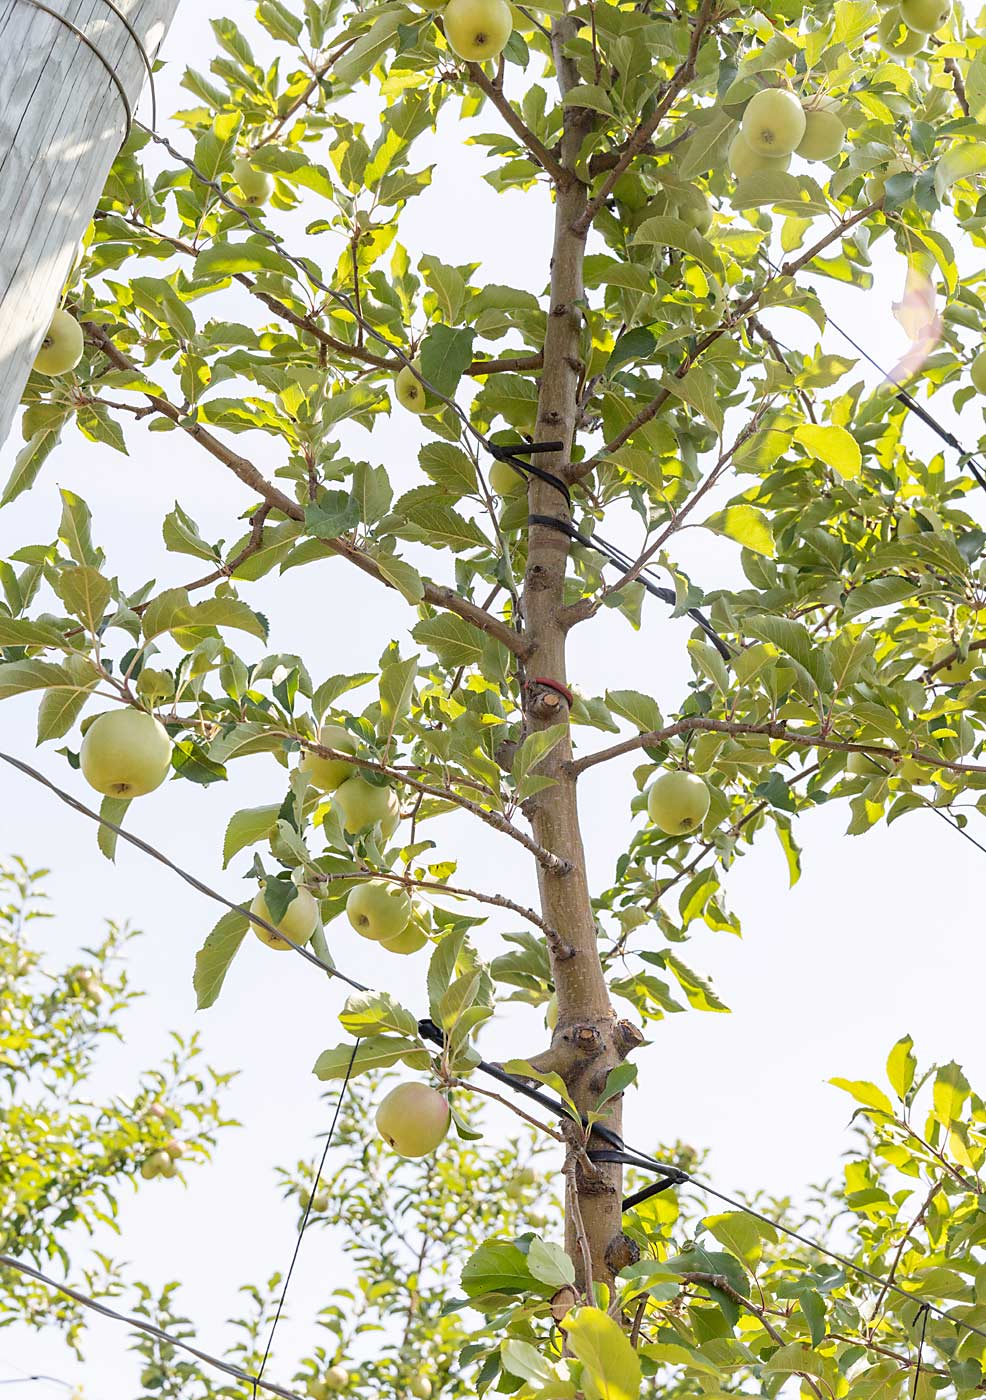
[0, 0, 179, 445]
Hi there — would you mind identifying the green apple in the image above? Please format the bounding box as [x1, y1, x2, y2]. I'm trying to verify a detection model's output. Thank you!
[728, 133, 791, 179]
[612, 171, 647, 210]
[517, 1166, 537, 1186]
[378, 920, 428, 955]
[346, 881, 412, 941]
[335, 775, 396, 833]
[646, 771, 710, 836]
[740, 88, 806, 157]
[931, 643, 976, 683]
[380, 789, 402, 841]
[489, 458, 526, 496]
[375, 1082, 450, 1157]
[395, 360, 429, 415]
[308, 1384, 330, 1400]
[140, 1151, 170, 1180]
[232, 157, 273, 207]
[970, 349, 986, 394]
[312, 1188, 330, 1212]
[443, 0, 513, 61]
[324, 1368, 350, 1393]
[409, 1378, 432, 1399]
[505, 1181, 525, 1201]
[33, 309, 84, 376]
[877, 10, 925, 54]
[163, 1138, 183, 1158]
[899, 0, 949, 30]
[301, 723, 358, 792]
[159, 1156, 178, 1179]
[796, 101, 845, 161]
[80, 709, 173, 798]
[249, 885, 319, 951]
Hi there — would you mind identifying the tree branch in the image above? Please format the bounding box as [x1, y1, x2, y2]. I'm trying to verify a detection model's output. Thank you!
[83, 323, 529, 659]
[292, 735, 571, 875]
[463, 60, 569, 185]
[591, 201, 878, 462]
[570, 715, 986, 778]
[572, 0, 718, 235]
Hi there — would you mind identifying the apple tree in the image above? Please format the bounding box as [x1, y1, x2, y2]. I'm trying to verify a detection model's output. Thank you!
[6, 0, 986, 1386]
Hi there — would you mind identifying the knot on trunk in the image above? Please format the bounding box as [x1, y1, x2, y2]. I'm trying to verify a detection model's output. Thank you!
[526, 684, 566, 723]
[605, 1233, 640, 1275]
[614, 1019, 646, 1060]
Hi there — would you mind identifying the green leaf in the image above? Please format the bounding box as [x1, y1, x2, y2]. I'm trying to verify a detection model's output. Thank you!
[527, 1238, 576, 1289]
[222, 804, 281, 867]
[606, 690, 662, 733]
[829, 1078, 894, 1115]
[339, 989, 420, 1040]
[935, 143, 986, 200]
[501, 1339, 553, 1384]
[566, 1307, 641, 1400]
[511, 723, 567, 786]
[702, 504, 774, 557]
[163, 502, 220, 562]
[0, 659, 77, 699]
[419, 324, 476, 398]
[36, 660, 96, 742]
[419, 442, 477, 496]
[461, 1240, 538, 1299]
[887, 1035, 916, 1101]
[379, 655, 418, 750]
[312, 1035, 429, 1080]
[96, 795, 131, 863]
[193, 240, 292, 279]
[59, 490, 101, 566]
[54, 566, 112, 633]
[843, 575, 915, 621]
[375, 553, 425, 604]
[412, 615, 485, 669]
[0, 617, 66, 649]
[633, 215, 721, 274]
[933, 1062, 969, 1126]
[193, 909, 250, 1009]
[794, 423, 861, 480]
[662, 365, 722, 435]
[1, 422, 63, 508]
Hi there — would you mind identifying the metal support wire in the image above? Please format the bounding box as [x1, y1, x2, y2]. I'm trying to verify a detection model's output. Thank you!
[14, 0, 160, 139]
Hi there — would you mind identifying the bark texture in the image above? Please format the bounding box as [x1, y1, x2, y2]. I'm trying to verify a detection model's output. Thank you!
[521, 15, 640, 1300]
[0, 0, 179, 445]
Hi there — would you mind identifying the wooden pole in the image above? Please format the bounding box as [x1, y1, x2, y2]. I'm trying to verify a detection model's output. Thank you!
[0, 0, 179, 446]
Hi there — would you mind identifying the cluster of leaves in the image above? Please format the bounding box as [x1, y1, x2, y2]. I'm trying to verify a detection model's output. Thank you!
[0, 857, 235, 1352]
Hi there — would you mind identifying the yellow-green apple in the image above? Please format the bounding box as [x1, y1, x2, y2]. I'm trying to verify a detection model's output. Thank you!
[378, 920, 428, 955]
[443, 0, 513, 61]
[646, 771, 710, 835]
[300, 723, 357, 792]
[232, 157, 273, 207]
[728, 133, 791, 179]
[489, 459, 526, 496]
[395, 360, 429, 414]
[250, 885, 318, 950]
[796, 98, 845, 160]
[375, 1082, 450, 1157]
[877, 10, 925, 53]
[345, 881, 412, 941]
[899, 0, 949, 30]
[334, 776, 396, 833]
[740, 88, 806, 157]
[33, 309, 84, 376]
[80, 709, 172, 798]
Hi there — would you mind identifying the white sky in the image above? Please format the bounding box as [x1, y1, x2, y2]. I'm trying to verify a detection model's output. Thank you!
[2, 5, 985, 1396]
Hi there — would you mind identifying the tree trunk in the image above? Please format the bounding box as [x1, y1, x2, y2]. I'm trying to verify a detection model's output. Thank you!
[0, 0, 179, 446]
[522, 16, 640, 1301]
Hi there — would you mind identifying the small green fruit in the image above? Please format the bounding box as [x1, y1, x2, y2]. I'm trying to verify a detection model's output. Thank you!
[140, 1151, 169, 1180]
[375, 1082, 450, 1158]
[232, 157, 273, 207]
[80, 709, 173, 799]
[646, 771, 710, 836]
[300, 723, 358, 792]
[728, 133, 791, 179]
[899, 0, 949, 31]
[324, 1368, 350, 1393]
[395, 360, 428, 414]
[409, 1377, 432, 1399]
[249, 885, 319, 951]
[33, 309, 84, 376]
[877, 10, 925, 54]
[443, 0, 513, 61]
[335, 775, 396, 833]
[346, 881, 412, 941]
[740, 88, 806, 157]
[378, 920, 428, 955]
[796, 103, 845, 161]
